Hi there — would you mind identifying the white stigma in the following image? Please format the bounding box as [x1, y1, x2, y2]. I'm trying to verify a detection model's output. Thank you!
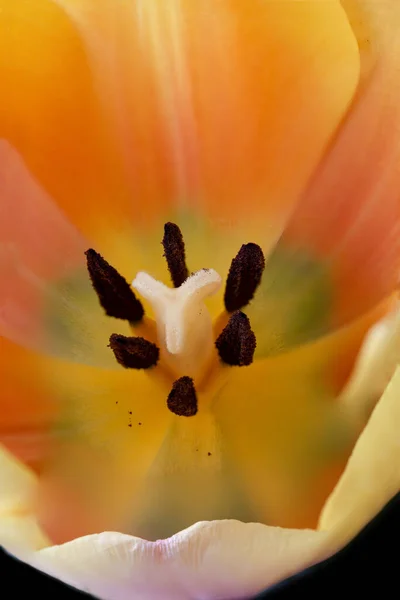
[132, 269, 222, 378]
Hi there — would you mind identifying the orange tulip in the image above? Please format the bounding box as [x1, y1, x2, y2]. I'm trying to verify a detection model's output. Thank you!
[1, 1, 400, 598]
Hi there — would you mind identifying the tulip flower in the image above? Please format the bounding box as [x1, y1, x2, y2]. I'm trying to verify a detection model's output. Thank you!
[1, 0, 400, 598]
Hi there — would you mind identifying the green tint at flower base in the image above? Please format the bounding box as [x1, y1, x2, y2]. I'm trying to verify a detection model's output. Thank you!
[43, 214, 333, 366]
[245, 247, 333, 358]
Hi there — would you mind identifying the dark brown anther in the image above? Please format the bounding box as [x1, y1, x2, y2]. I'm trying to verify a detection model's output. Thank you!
[109, 334, 159, 369]
[162, 222, 190, 288]
[224, 243, 265, 312]
[167, 376, 198, 417]
[85, 249, 144, 322]
[215, 311, 256, 366]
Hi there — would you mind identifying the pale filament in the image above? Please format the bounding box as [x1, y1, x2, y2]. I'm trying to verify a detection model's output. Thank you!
[132, 269, 222, 379]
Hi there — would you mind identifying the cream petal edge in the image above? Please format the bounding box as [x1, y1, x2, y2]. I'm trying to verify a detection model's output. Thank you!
[0, 446, 330, 600]
[339, 304, 400, 419]
[0, 448, 50, 551]
[30, 523, 329, 600]
[319, 365, 400, 541]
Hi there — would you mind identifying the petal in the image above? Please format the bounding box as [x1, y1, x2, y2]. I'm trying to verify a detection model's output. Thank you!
[0, 0, 132, 239]
[0, 336, 54, 470]
[262, 0, 400, 346]
[128, 303, 385, 539]
[213, 307, 385, 532]
[32, 356, 172, 544]
[0, 141, 131, 367]
[339, 301, 400, 419]
[319, 367, 400, 546]
[53, 0, 358, 240]
[0, 445, 49, 551]
[30, 522, 328, 600]
[246, 250, 393, 359]
[35, 299, 390, 542]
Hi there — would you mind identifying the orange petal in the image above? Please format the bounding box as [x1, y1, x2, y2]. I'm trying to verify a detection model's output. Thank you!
[53, 0, 358, 242]
[272, 0, 400, 334]
[0, 337, 54, 472]
[0, 0, 133, 239]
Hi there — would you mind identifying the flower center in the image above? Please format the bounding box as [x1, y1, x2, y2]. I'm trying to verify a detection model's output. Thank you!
[85, 222, 265, 416]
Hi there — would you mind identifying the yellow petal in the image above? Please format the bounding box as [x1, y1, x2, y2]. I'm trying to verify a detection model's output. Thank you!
[339, 301, 400, 418]
[319, 367, 400, 545]
[33, 356, 172, 543]
[0, 445, 49, 551]
[213, 313, 378, 530]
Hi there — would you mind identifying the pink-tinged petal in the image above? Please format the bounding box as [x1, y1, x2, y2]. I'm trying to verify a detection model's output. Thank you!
[0, 141, 129, 367]
[0, 139, 84, 279]
[31, 523, 328, 600]
[319, 367, 400, 545]
[263, 0, 400, 347]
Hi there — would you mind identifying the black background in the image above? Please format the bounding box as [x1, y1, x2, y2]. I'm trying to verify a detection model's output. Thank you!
[2, 492, 399, 599]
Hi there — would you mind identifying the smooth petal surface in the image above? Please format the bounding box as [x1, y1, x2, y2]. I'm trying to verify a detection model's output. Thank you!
[212, 303, 388, 531]
[0, 442, 329, 600]
[5, 367, 400, 600]
[248, 0, 400, 355]
[319, 367, 400, 545]
[339, 301, 400, 418]
[51, 0, 358, 241]
[98, 302, 388, 540]
[16, 361, 400, 600]
[0, 0, 132, 238]
[31, 522, 328, 600]
[32, 357, 172, 544]
[0, 336, 54, 471]
[0, 446, 49, 551]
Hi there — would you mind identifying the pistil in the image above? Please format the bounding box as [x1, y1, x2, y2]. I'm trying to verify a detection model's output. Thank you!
[132, 268, 222, 379]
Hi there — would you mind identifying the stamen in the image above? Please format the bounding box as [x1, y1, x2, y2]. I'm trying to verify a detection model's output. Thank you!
[109, 334, 159, 369]
[215, 311, 256, 366]
[85, 249, 144, 322]
[224, 243, 265, 312]
[167, 376, 198, 416]
[162, 222, 190, 288]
